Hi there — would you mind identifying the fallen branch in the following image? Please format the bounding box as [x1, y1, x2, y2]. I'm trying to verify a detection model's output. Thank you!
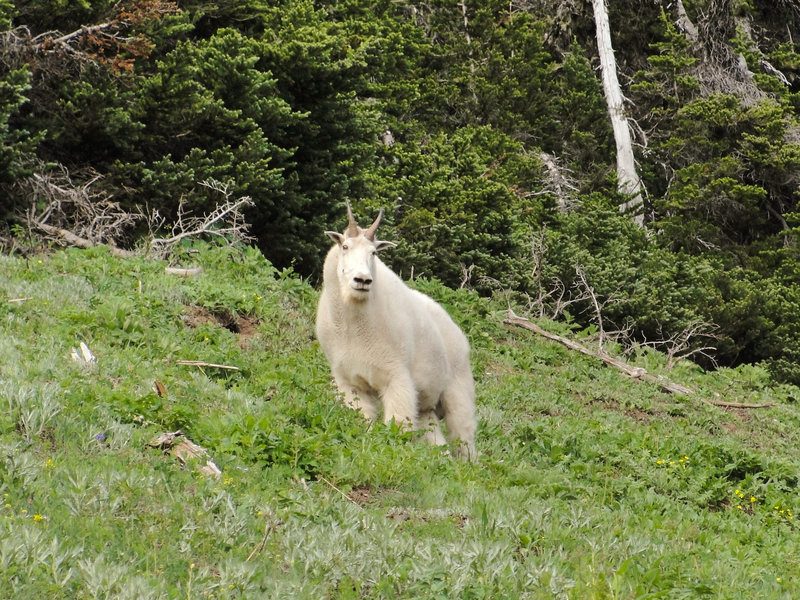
[164, 266, 203, 277]
[32, 221, 134, 257]
[503, 310, 774, 409]
[23, 165, 253, 261]
[176, 360, 239, 371]
[710, 399, 775, 409]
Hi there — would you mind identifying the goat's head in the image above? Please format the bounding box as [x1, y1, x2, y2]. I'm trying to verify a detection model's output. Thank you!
[325, 201, 397, 302]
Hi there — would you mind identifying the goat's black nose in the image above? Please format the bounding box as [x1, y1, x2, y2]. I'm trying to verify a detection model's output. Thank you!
[354, 276, 372, 285]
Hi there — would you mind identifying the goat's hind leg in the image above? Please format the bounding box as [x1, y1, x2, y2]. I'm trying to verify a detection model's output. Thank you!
[441, 372, 477, 461]
[418, 408, 447, 446]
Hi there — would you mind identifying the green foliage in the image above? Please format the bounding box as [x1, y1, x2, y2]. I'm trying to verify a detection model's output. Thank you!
[0, 0, 14, 29]
[2, 0, 800, 384]
[364, 125, 548, 291]
[0, 67, 40, 194]
[651, 92, 800, 264]
[551, 44, 615, 189]
[631, 8, 699, 107]
[11, 0, 115, 34]
[658, 158, 769, 253]
[112, 27, 304, 261]
[49, 72, 143, 163]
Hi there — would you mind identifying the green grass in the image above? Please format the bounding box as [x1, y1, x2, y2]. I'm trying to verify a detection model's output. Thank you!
[1, 243, 800, 598]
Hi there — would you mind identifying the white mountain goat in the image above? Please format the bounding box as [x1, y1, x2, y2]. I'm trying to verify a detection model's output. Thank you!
[315, 203, 477, 460]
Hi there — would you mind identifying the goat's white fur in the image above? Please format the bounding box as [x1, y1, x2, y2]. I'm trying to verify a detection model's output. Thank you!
[315, 205, 477, 460]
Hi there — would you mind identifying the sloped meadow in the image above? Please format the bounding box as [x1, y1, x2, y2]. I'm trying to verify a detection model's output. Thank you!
[1, 243, 800, 599]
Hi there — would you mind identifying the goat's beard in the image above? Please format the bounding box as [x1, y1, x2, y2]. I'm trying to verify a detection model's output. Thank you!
[340, 281, 370, 303]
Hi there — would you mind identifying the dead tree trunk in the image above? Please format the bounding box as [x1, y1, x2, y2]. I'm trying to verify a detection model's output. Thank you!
[675, 0, 699, 43]
[592, 0, 644, 226]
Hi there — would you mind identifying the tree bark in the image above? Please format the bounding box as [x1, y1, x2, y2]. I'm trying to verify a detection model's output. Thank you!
[591, 0, 644, 226]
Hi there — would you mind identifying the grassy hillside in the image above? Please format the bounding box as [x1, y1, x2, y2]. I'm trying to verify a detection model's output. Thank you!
[2, 243, 800, 599]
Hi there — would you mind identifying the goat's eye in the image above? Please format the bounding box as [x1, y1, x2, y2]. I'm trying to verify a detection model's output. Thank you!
[342, 244, 349, 250]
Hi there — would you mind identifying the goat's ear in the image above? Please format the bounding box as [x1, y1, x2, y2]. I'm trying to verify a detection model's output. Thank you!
[325, 231, 345, 245]
[374, 240, 397, 252]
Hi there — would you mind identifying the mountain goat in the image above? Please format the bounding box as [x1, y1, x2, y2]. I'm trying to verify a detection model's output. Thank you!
[315, 203, 477, 461]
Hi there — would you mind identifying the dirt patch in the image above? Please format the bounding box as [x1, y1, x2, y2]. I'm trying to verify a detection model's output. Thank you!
[347, 485, 373, 506]
[183, 305, 261, 348]
[184, 305, 237, 331]
[451, 513, 469, 528]
[386, 508, 412, 522]
[589, 396, 655, 423]
[237, 315, 259, 337]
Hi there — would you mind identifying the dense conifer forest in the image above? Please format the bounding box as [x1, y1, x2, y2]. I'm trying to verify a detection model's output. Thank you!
[2, 0, 800, 382]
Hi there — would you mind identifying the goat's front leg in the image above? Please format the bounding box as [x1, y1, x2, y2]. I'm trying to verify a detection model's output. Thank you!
[335, 374, 379, 421]
[381, 373, 417, 429]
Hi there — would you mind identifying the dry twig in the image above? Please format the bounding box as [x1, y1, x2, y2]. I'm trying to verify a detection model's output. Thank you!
[635, 320, 720, 369]
[21, 163, 254, 260]
[246, 516, 278, 562]
[176, 360, 240, 371]
[523, 229, 591, 321]
[0, 3, 179, 75]
[318, 476, 363, 508]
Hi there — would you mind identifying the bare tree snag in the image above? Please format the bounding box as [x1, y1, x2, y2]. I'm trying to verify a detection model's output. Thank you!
[504, 311, 774, 409]
[458, 0, 478, 106]
[537, 151, 578, 212]
[591, 0, 645, 226]
[674, 0, 699, 44]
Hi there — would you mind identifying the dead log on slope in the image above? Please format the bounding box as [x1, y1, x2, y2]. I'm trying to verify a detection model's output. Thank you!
[503, 310, 773, 409]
